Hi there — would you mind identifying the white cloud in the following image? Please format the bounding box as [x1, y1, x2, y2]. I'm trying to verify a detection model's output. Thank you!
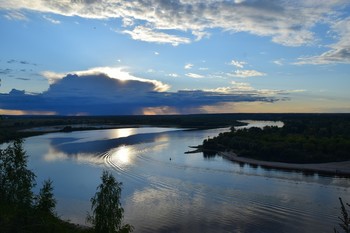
[122, 17, 134, 27]
[168, 73, 179, 78]
[43, 15, 60, 24]
[295, 16, 350, 65]
[230, 60, 246, 68]
[1, 0, 348, 47]
[184, 63, 193, 69]
[185, 73, 204, 79]
[41, 71, 66, 84]
[210, 81, 253, 94]
[122, 26, 191, 46]
[229, 69, 266, 78]
[192, 30, 210, 41]
[4, 11, 28, 21]
[154, 51, 159, 55]
[207, 81, 289, 97]
[230, 81, 254, 92]
[42, 66, 170, 92]
[273, 59, 284, 66]
[297, 48, 350, 65]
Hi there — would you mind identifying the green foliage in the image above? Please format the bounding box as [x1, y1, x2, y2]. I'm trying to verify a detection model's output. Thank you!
[0, 139, 36, 207]
[0, 140, 91, 233]
[334, 198, 350, 233]
[203, 116, 350, 163]
[35, 179, 57, 215]
[87, 170, 133, 233]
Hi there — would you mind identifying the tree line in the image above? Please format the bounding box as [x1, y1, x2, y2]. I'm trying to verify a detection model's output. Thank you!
[0, 139, 133, 233]
[203, 116, 350, 163]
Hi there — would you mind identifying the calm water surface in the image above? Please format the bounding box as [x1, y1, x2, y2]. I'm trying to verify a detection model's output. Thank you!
[20, 123, 350, 233]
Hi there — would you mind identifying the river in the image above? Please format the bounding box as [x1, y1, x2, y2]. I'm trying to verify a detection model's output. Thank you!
[18, 121, 350, 232]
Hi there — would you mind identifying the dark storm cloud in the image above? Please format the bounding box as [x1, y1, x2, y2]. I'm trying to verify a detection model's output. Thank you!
[0, 72, 277, 115]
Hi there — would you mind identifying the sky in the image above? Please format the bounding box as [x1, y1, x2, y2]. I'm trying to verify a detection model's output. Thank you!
[0, 0, 350, 115]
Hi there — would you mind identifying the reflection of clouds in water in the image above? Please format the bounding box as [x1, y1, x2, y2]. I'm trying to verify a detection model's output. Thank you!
[123, 182, 236, 232]
[153, 133, 170, 143]
[150, 143, 169, 154]
[124, 182, 316, 233]
[43, 147, 104, 165]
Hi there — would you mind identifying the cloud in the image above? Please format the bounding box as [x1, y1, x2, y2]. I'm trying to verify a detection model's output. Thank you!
[273, 59, 284, 66]
[42, 15, 61, 24]
[7, 59, 37, 66]
[4, 11, 28, 21]
[16, 78, 31, 81]
[1, 1, 348, 47]
[0, 67, 280, 115]
[208, 81, 299, 98]
[0, 69, 12, 75]
[122, 26, 191, 46]
[184, 63, 193, 69]
[41, 71, 65, 84]
[228, 70, 266, 78]
[230, 60, 246, 68]
[185, 73, 204, 79]
[228, 60, 266, 78]
[192, 30, 210, 41]
[295, 17, 350, 65]
[168, 73, 179, 78]
[41, 67, 170, 92]
[295, 48, 350, 65]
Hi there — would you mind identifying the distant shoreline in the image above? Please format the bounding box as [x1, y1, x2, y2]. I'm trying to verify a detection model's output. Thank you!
[219, 151, 350, 177]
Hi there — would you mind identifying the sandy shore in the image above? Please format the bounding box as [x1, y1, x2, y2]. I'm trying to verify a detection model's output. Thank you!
[219, 151, 350, 176]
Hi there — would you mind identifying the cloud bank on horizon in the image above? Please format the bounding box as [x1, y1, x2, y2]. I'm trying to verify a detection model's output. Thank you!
[0, 69, 282, 115]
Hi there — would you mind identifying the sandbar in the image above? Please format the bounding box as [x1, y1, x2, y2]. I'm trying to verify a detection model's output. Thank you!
[219, 151, 350, 176]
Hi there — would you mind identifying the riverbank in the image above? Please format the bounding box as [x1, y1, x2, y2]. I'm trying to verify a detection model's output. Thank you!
[0, 114, 247, 143]
[219, 151, 350, 177]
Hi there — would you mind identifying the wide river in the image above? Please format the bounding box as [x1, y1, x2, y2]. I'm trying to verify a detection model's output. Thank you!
[18, 121, 350, 232]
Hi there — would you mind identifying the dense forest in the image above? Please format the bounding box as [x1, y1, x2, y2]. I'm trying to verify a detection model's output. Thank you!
[203, 115, 350, 163]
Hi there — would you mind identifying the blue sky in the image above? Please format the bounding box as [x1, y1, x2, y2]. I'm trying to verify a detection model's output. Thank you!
[0, 0, 349, 115]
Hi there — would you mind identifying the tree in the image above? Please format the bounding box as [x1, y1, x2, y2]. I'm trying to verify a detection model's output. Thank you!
[87, 170, 133, 233]
[334, 197, 350, 233]
[0, 139, 36, 207]
[35, 179, 56, 215]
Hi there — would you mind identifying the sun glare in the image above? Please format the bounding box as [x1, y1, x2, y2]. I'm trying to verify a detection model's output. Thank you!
[109, 128, 135, 139]
[111, 146, 132, 165]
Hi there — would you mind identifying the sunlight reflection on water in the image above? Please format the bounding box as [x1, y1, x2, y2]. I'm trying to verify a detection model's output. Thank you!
[108, 128, 136, 139]
[110, 146, 133, 166]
